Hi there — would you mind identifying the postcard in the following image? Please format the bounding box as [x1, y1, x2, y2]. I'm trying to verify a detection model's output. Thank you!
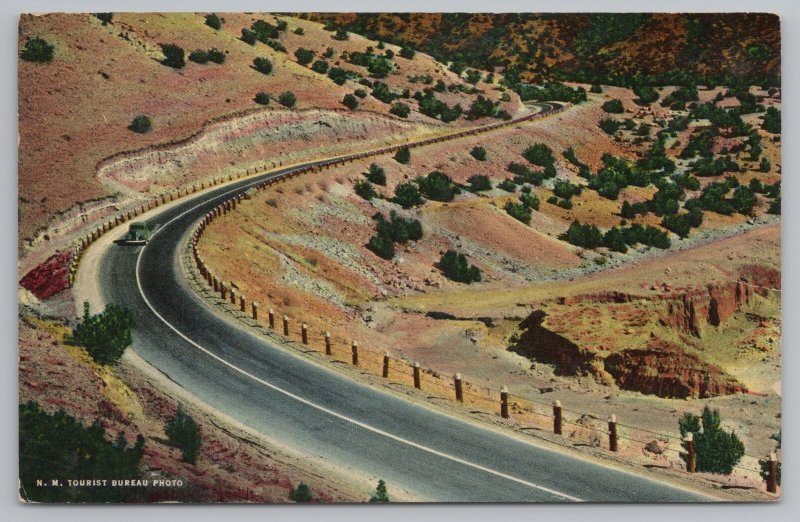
[18, 12, 781, 503]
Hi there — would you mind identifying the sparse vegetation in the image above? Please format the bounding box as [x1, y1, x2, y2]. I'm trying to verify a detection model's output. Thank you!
[437, 250, 482, 283]
[19, 401, 145, 502]
[21, 37, 55, 62]
[417, 171, 460, 202]
[160, 43, 185, 69]
[470, 146, 487, 161]
[295, 48, 315, 66]
[504, 201, 532, 224]
[66, 302, 134, 366]
[277, 91, 296, 108]
[390, 102, 411, 118]
[602, 99, 624, 113]
[289, 482, 312, 502]
[394, 146, 411, 164]
[94, 13, 113, 25]
[364, 164, 386, 185]
[679, 406, 745, 475]
[342, 93, 359, 110]
[165, 404, 201, 464]
[467, 175, 492, 192]
[253, 57, 273, 75]
[354, 180, 378, 200]
[204, 13, 222, 30]
[129, 115, 152, 134]
[369, 479, 390, 502]
[392, 181, 423, 208]
[254, 92, 270, 105]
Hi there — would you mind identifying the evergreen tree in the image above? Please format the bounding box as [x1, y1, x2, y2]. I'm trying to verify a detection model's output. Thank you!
[369, 479, 390, 502]
[394, 146, 411, 164]
[679, 406, 745, 475]
[204, 13, 222, 30]
[392, 182, 424, 208]
[289, 482, 312, 502]
[437, 250, 482, 283]
[165, 404, 201, 464]
[160, 44, 185, 69]
[66, 302, 134, 366]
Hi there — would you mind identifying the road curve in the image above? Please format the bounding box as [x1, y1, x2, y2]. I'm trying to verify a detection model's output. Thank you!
[95, 105, 710, 502]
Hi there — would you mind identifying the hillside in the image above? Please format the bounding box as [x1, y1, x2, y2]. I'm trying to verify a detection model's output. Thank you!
[19, 12, 520, 260]
[301, 13, 780, 86]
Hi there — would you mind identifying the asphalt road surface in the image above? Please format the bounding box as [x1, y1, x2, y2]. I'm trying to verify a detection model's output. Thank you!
[96, 106, 710, 502]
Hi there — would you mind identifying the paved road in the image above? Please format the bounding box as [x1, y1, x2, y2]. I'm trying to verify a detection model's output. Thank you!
[95, 106, 710, 502]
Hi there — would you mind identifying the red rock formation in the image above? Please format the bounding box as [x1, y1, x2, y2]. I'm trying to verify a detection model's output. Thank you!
[19, 250, 72, 300]
[603, 339, 747, 398]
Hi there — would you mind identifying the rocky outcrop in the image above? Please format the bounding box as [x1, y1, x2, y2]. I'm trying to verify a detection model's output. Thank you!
[603, 339, 747, 399]
[509, 310, 596, 375]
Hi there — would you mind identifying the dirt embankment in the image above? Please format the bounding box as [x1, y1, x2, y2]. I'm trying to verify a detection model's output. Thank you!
[511, 265, 780, 399]
[18, 314, 360, 502]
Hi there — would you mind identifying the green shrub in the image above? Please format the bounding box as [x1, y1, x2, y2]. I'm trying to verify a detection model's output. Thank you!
[289, 482, 312, 502]
[160, 43, 185, 69]
[399, 47, 415, 59]
[599, 118, 621, 134]
[367, 234, 395, 259]
[354, 89, 367, 98]
[240, 29, 257, 45]
[602, 227, 628, 253]
[19, 401, 145, 502]
[311, 60, 329, 74]
[293, 27, 305, 35]
[374, 211, 423, 243]
[417, 171, 460, 202]
[466, 69, 482, 84]
[562, 221, 603, 248]
[520, 192, 540, 210]
[762, 106, 781, 134]
[661, 213, 692, 238]
[333, 28, 349, 41]
[590, 84, 603, 93]
[390, 102, 410, 118]
[206, 48, 225, 64]
[522, 143, 555, 167]
[392, 181, 423, 208]
[504, 201, 532, 224]
[732, 185, 757, 214]
[165, 404, 201, 464]
[679, 406, 745, 475]
[394, 146, 411, 164]
[553, 180, 582, 200]
[470, 146, 487, 161]
[354, 180, 378, 200]
[66, 302, 134, 365]
[188, 49, 209, 64]
[467, 175, 492, 192]
[369, 479, 390, 502]
[760, 157, 771, 173]
[364, 164, 386, 185]
[372, 82, 396, 104]
[342, 93, 359, 110]
[768, 197, 781, 215]
[94, 13, 113, 25]
[324, 46, 335, 58]
[253, 57, 273, 74]
[295, 48, 315, 66]
[129, 115, 152, 134]
[254, 92, 270, 105]
[278, 91, 296, 108]
[205, 13, 222, 30]
[633, 84, 659, 105]
[438, 250, 482, 283]
[602, 99, 624, 113]
[498, 179, 517, 192]
[20, 37, 55, 62]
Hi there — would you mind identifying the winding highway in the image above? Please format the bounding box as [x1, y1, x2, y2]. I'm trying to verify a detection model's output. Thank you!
[92, 105, 711, 502]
